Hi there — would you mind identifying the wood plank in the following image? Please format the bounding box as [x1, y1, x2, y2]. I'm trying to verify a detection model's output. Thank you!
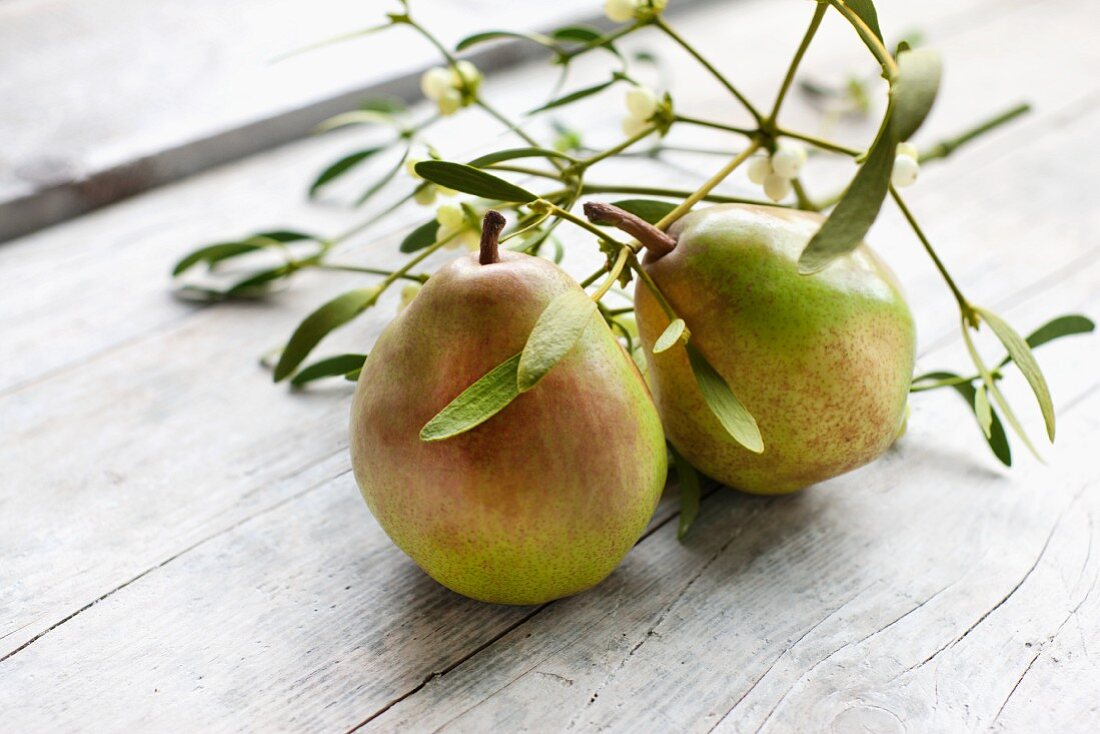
[0, 0, 1091, 665]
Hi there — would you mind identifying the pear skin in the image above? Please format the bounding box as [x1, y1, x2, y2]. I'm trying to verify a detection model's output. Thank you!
[351, 250, 667, 605]
[634, 204, 915, 494]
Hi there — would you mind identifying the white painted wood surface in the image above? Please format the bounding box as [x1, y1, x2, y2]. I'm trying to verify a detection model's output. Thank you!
[3, 0, 1099, 730]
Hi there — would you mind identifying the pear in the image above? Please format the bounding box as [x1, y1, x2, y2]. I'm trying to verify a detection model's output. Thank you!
[618, 203, 915, 494]
[350, 212, 668, 605]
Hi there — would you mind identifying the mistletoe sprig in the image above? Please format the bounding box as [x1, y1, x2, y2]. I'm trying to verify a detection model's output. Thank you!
[174, 0, 1092, 483]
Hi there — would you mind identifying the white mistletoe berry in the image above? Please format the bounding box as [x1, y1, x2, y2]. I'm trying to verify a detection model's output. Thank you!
[419, 67, 452, 101]
[625, 86, 659, 120]
[747, 155, 772, 185]
[891, 154, 920, 187]
[896, 142, 919, 161]
[621, 114, 650, 138]
[763, 172, 792, 202]
[604, 0, 639, 23]
[771, 142, 807, 179]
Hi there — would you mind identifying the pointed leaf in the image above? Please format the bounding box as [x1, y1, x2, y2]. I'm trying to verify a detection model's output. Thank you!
[551, 25, 622, 57]
[290, 354, 368, 386]
[653, 318, 688, 354]
[274, 287, 379, 382]
[456, 30, 557, 52]
[975, 307, 1056, 441]
[172, 242, 264, 276]
[891, 48, 942, 140]
[840, 0, 883, 41]
[399, 219, 442, 253]
[973, 383, 992, 438]
[998, 314, 1096, 365]
[962, 320, 1042, 460]
[517, 290, 598, 392]
[610, 199, 677, 225]
[251, 230, 316, 244]
[420, 354, 523, 441]
[528, 79, 615, 114]
[687, 344, 763, 454]
[414, 161, 538, 203]
[939, 374, 1012, 467]
[309, 147, 384, 198]
[226, 265, 293, 295]
[798, 121, 896, 273]
[468, 147, 576, 168]
[357, 147, 409, 206]
[360, 97, 406, 114]
[672, 447, 701, 540]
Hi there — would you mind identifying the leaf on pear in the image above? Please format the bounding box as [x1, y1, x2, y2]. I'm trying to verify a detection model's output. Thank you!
[653, 318, 688, 354]
[467, 147, 576, 168]
[309, 147, 385, 198]
[517, 290, 597, 392]
[414, 161, 538, 203]
[798, 119, 895, 274]
[290, 354, 368, 387]
[975, 307, 1056, 441]
[672, 446, 702, 540]
[400, 219, 442, 253]
[420, 354, 523, 441]
[686, 344, 764, 454]
[609, 199, 678, 225]
[890, 47, 942, 140]
[274, 287, 379, 382]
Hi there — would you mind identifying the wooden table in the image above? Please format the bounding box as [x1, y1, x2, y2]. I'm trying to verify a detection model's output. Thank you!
[4, 0, 1099, 730]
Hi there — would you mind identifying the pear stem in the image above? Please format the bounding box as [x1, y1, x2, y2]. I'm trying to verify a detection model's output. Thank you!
[479, 210, 506, 265]
[582, 202, 677, 258]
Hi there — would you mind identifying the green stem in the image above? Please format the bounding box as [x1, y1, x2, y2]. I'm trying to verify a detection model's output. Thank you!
[790, 178, 817, 211]
[484, 164, 565, 180]
[655, 142, 761, 229]
[548, 203, 625, 245]
[778, 127, 861, 156]
[591, 246, 632, 301]
[582, 183, 775, 207]
[768, 2, 828, 124]
[560, 22, 641, 62]
[378, 231, 458, 290]
[315, 263, 428, 283]
[325, 189, 419, 248]
[475, 99, 550, 156]
[654, 17, 763, 125]
[891, 187, 974, 323]
[630, 255, 678, 321]
[919, 102, 1031, 163]
[578, 124, 659, 169]
[673, 115, 755, 138]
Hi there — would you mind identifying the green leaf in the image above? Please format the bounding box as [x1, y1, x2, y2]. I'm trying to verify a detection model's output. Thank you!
[911, 370, 1012, 466]
[686, 344, 763, 454]
[840, 0, 883, 42]
[420, 354, 523, 441]
[456, 30, 557, 52]
[671, 446, 701, 540]
[975, 307, 1056, 442]
[414, 161, 538, 203]
[226, 265, 293, 296]
[890, 47, 942, 140]
[360, 97, 406, 114]
[290, 354, 368, 386]
[609, 199, 678, 225]
[316, 110, 401, 133]
[344, 368, 363, 382]
[357, 147, 410, 206]
[798, 118, 896, 273]
[653, 318, 687, 354]
[274, 287, 379, 382]
[551, 25, 622, 57]
[961, 320, 1042, 460]
[528, 78, 615, 114]
[172, 242, 264, 276]
[974, 383, 993, 438]
[517, 290, 597, 392]
[251, 230, 316, 244]
[1001, 314, 1096, 364]
[399, 219, 442, 253]
[308, 147, 384, 198]
[467, 147, 576, 168]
